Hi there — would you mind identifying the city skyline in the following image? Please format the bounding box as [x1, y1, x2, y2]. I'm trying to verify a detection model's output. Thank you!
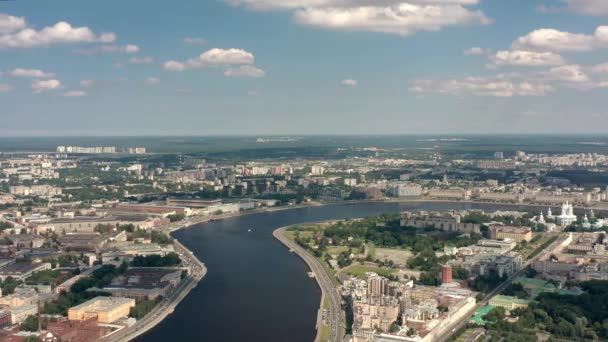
[2, 0, 608, 135]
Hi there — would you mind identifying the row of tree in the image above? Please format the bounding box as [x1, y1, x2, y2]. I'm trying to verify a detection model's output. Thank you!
[483, 280, 608, 340]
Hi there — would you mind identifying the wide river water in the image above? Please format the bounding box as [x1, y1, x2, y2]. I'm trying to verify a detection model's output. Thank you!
[138, 201, 534, 342]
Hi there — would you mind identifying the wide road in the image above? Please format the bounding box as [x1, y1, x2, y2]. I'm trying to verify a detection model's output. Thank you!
[274, 227, 345, 342]
[435, 233, 567, 342]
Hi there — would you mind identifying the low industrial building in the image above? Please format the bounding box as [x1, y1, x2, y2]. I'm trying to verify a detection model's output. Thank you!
[6, 234, 45, 248]
[38, 214, 162, 233]
[0, 262, 51, 281]
[46, 317, 108, 342]
[427, 188, 471, 200]
[400, 211, 480, 233]
[166, 198, 222, 208]
[56, 231, 126, 252]
[68, 296, 135, 323]
[488, 225, 532, 242]
[101, 244, 173, 264]
[99, 268, 182, 300]
[489, 295, 529, 311]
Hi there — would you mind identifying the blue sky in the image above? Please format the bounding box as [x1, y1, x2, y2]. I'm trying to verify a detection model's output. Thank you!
[1, 0, 608, 136]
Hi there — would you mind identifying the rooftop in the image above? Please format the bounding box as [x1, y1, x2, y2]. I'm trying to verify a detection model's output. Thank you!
[0, 262, 47, 275]
[471, 305, 494, 324]
[490, 295, 529, 306]
[70, 296, 134, 312]
[6, 234, 44, 242]
[490, 225, 532, 234]
[107, 268, 181, 289]
[117, 243, 161, 252]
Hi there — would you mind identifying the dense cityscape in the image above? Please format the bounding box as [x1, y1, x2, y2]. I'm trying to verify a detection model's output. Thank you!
[0, 136, 605, 341]
[4, 0, 608, 341]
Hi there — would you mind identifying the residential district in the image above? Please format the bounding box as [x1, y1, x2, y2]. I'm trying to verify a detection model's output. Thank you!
[283, 203, 608, 342]
[0, 142, 608, 341]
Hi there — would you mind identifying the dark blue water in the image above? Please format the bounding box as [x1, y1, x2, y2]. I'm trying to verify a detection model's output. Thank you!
[138, 201, 526, 342]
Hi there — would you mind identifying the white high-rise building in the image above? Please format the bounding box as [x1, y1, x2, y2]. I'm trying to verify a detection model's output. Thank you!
[388, 184, 422, 198]
[310, 165, 325, 176]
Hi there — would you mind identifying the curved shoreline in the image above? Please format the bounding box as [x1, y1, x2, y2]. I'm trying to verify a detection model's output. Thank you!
[273, 225, 344, 342]
[102, 236, 207, 341]
[326, 198, 608, 211]
[131, 198, 606, 342]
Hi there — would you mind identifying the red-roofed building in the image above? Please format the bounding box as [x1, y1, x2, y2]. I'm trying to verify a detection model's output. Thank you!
[47, 317, 108, 342]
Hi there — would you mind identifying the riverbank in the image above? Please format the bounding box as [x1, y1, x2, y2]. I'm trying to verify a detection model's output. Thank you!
[166, 198, 606, 236]
[129, 198, 606, 342]
[273, 226, 344, 342]
[110, 202, 324, 341]
[334, 198, 608, 211]
[101, 239, 207, 342]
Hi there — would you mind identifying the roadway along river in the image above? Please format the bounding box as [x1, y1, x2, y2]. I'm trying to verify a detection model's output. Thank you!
[137, 201, 537, 342]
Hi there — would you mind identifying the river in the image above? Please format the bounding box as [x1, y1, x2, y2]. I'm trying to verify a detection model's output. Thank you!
[137, 201, 539, 342]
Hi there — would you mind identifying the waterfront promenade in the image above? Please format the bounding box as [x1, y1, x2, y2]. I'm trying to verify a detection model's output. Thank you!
[274, 226, 345, 342]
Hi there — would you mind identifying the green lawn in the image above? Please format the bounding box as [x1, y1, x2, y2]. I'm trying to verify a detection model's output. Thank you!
[367, 242, 376, 259]
[26, 269, 72, 287]
[521, 234, 559, 260]
[319, 325, 330, 342]
[455, 328, 483, 342]
[327, 246, 349, 256]
[342, 264, 396, 278]
[285, 230, 314, 241]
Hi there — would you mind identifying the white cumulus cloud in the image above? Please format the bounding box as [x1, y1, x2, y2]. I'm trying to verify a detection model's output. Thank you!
[9, 68, 55, 78]
[0, 20, 115, 49]
[224, 65, 266, 77]
[125, 44, 139, 53]
[164, 48, 256, 71]
[227, 1, 488, 36]
[227, 0, 481, 11]
[513, 26, 608, 52]
[547, 64, 590, 83]
[294, 3, 489, 36]
[163, 60, 187, 72]
[408, 59, 608, 96]
[75, 44, 139, 55]
[409, 76, 553, 97]
[129, 56, 154, 64]
[63, 90, 87, 97]
[341, 79, 358, 86]
[463, 47, 489, 55]
[0, 14, 26, 34]
[591, 62, 608, 74]
[31, 79, 62, 93]
[489, 50, 565, 67]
